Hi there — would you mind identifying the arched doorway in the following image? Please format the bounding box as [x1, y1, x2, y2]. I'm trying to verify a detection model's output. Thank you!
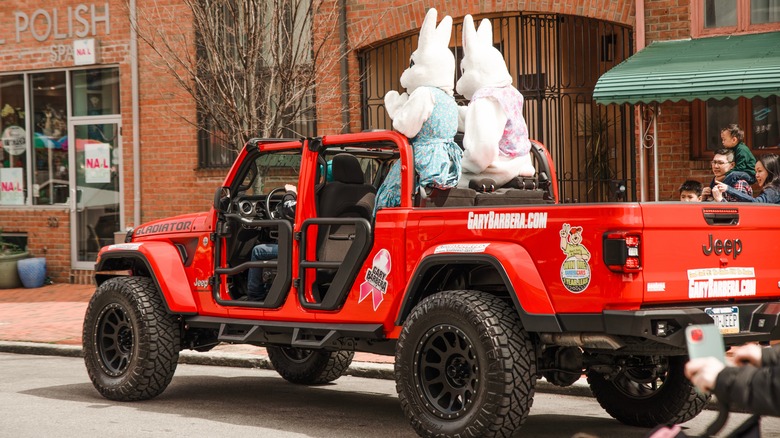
[358, 13, 635, 202]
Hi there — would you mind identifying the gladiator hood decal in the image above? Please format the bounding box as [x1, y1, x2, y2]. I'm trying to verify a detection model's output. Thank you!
[133, 212, 209, 237]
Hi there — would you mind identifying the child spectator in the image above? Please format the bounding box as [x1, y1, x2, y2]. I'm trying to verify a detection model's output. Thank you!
[679, 180, 702, 202]
[721, 124, 757, 184]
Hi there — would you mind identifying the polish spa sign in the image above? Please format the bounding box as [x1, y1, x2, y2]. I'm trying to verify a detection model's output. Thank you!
[85, 142, 111, 183]
[0, 3, 110, 63]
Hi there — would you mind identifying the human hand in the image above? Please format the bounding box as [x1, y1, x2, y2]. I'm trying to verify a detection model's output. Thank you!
[714, 181, 729, 193]
[284, 184, 297, 194]
[711, 184, 724, 202]
[685, 357, 725, 394]
[729, 343, 762, 367]
[701, 187, 712, 199]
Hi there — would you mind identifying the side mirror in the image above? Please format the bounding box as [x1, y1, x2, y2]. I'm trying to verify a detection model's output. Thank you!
[213, 186, 230, 211]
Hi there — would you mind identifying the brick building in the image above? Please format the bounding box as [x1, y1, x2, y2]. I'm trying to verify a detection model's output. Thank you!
[0, 1, 777, 284]
[596, 1, 780, 201]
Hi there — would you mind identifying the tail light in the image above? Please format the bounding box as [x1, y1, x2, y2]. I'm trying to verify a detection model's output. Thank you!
[603, 232, 642, 273]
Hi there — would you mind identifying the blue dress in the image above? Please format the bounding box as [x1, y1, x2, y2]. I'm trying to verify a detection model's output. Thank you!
[375, 87, 462, 212]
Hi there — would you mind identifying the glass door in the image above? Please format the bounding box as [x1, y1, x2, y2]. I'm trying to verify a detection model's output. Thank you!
[69, 119, 122, 268]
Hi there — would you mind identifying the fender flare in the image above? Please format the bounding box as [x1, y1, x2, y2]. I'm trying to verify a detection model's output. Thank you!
[96, 242, 197, 314]
[396, 242, 562, 333]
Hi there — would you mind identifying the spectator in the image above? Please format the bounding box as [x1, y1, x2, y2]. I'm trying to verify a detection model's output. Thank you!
[721, 124, 757, 184]
[712, 153, 780, 204]
[678, 180, 702, 202]
[701, 148, 753, 202]
[685, 343, 780, 416]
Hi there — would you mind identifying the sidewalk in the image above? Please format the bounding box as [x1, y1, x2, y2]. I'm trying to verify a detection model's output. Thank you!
[0, 282, 590, 396]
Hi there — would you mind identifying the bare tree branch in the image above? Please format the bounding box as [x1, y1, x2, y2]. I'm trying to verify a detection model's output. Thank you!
[127, 0, 366, 153]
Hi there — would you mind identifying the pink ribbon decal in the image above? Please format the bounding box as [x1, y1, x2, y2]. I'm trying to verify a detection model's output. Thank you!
[358, 249, 392, 311]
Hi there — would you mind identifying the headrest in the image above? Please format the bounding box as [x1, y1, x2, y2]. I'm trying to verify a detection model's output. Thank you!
[330, 154, 364, 184]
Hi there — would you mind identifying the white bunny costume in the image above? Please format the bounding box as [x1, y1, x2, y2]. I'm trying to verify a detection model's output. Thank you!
[456, 15, 535, 188]
[375, 8, 462, 212]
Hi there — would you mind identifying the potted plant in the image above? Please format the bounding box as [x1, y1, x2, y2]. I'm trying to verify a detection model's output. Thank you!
[0, 229, 29, 289]
[17, 256, 47, 288]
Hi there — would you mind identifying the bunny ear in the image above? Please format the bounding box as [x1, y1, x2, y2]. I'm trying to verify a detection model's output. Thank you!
[435, 15, 453, 47]
[476, 18, 493, 46]
[462, 14, 476, 51]
[418, 8, 439, 49]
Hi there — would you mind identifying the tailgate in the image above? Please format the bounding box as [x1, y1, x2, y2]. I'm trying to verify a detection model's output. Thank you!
[640, 203, 780, 308]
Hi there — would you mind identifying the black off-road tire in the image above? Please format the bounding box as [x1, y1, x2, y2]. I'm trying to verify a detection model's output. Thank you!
[587, 355, 708, 427]
[395, 290, 537, 438]
[267, 346, 354, 384]
[83, 276, 181, 401]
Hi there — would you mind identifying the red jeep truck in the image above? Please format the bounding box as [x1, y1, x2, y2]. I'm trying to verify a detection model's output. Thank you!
[84, 131, 780, 437]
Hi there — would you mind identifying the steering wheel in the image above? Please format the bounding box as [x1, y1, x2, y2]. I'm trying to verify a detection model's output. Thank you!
[265, 187, 297, 220]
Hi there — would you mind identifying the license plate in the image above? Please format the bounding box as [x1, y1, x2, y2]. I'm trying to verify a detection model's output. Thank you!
[705, 306, 739, 334]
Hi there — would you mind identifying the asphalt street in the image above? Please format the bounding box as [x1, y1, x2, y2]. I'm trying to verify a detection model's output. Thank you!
[3, 353, 780, 438]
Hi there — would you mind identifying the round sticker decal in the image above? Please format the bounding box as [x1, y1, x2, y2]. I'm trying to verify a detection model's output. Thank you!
[1, 126, 27, 155]
[560, 257, 591, 293]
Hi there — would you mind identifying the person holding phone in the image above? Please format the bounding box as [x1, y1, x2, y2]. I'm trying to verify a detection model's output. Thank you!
[685, 343, 780, 416]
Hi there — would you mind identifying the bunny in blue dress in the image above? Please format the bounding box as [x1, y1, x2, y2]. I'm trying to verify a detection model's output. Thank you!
[375, 8, 462, 212]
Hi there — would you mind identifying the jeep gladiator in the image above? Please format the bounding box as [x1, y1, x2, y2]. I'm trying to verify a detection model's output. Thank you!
[84, 130, 780, 437]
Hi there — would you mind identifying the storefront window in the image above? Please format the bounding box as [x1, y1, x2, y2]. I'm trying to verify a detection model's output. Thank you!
[752, 96, 780, 150]
[704, 0, 737, 28]
[71, 68, 120, 117]
[751, 0, 780, 24]
[0, 74, 27, 206]
[704, 99, 739, 152]
[31, 72, 69, 206]
[694, 97, 780, 157]
[698, 0, 780, 35]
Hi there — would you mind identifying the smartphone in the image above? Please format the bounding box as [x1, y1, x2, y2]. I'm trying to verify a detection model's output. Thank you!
[685, 324, 726, 363]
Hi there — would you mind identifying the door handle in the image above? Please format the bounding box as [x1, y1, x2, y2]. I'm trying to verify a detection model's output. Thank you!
[702, 208, 739, 226]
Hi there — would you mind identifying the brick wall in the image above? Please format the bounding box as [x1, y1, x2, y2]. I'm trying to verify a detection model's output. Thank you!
[314, 1, 637, 135]
[0, 209, 71, 283]
[307, 0, 702, 203]
[0, 0, 724, 283]
[642, 1, 715, 201]
[0, 0, 218, 284]
[0, 1, 133, 284]
[644, 0, 690, 44]
[643, 102, 711, 201]
[645, 103, 720, 201]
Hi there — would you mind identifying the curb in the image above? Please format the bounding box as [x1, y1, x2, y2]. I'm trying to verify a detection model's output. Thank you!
[0, 340, 591, 397]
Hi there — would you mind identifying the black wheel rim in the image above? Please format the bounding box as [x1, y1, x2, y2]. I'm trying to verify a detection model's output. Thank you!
[279, 347, 314, 363]
[94, 303, 134, 377]
[414, 324, 478, 419]
[612, 360, 668, 399]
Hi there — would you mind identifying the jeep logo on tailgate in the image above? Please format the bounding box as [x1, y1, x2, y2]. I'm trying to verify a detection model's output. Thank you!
[702, 234, 742, 259]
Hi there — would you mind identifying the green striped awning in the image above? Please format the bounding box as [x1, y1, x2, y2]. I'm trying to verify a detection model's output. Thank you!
[594, 32, 780, 105]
